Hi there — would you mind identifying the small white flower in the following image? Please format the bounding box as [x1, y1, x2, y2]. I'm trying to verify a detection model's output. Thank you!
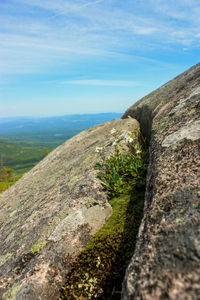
[126, 136, 134, 143]
[136, 149, 142, 154]
[129, 137, 134, 143]
[110, 128, 116, 135]
[95, 146, 103, 153]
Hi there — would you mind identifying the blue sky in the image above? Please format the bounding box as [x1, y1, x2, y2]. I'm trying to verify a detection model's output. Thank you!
[0, 0, 200, 117]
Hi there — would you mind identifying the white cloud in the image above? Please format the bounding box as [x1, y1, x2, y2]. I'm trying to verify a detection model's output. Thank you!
[1, 0, 200, 75]
[60, 79, 141, 87]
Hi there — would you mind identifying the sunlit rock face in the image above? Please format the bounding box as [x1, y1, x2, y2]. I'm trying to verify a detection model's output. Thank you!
[0, 117, 139, 300]
[122, 63, 200, 299]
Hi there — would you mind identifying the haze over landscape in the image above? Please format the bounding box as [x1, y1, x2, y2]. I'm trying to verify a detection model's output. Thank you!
[0, 0, 200, 117]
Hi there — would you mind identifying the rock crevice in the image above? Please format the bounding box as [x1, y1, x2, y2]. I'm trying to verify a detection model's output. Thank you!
[121, 63, 200, 299]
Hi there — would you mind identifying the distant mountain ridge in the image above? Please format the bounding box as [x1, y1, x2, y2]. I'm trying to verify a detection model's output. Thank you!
[0, 113, 122, 134]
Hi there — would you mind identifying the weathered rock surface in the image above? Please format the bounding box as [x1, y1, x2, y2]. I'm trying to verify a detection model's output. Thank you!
[122, 63, 200, 299]
[0, 118, 139, 300]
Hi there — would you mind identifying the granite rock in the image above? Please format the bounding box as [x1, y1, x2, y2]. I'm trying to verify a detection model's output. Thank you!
[0, 118, 139, 300]
[122, 63, 200, 299]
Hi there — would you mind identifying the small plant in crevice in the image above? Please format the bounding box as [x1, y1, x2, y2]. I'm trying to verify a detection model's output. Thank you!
[59, 127, 148, 300]
[95, 128, 148, 198]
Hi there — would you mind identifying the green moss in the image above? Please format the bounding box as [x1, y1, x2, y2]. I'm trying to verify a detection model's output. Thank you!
[30, 240, 47, 254]
[188, 108, 195, 115]
[60, 190, 144, 299]
[70, 176, 78, 182]
[69, 176, 78, 186]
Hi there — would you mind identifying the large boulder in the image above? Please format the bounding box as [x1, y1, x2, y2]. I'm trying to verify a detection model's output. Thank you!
[122, 63, 200, 299]
[0, 118, 139, 300]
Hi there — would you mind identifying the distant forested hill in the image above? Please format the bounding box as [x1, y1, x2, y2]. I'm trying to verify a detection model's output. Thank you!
[0, 113, 122, 174]
[0, 113, 122, 134]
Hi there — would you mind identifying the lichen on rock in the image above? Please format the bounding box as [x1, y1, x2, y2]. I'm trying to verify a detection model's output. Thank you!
[30, 241, 47, 254]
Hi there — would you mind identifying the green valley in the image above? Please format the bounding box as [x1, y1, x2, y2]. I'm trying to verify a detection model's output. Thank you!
[0, 130, 79, 175]
[0, 113, 122, 192]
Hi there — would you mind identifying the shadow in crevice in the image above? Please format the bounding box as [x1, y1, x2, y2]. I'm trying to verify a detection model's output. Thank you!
[99, 123, 150, 299]
[122, 104, 153, 142]
[98, 110, 151, 299]
[98, 189, 145, 300]
[59, 189, 145, 300]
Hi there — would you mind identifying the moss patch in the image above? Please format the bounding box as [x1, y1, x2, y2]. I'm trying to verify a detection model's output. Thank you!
[188, 108, 195, 115]
[60, 190, 144, 299]
[30, 240, 47, 254]
[69, 176, 78, 186]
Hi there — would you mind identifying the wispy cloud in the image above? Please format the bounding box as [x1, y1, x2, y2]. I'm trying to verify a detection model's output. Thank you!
[60, 79, 141, 87]
[0, 0, 200, 76]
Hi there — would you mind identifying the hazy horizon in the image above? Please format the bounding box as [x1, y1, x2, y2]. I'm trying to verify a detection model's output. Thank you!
[0, 112, 123, 120]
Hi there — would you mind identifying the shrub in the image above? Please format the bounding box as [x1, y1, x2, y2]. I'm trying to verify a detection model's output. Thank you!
[0, 166, 21, 193]
[95, 128, 147, 198]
